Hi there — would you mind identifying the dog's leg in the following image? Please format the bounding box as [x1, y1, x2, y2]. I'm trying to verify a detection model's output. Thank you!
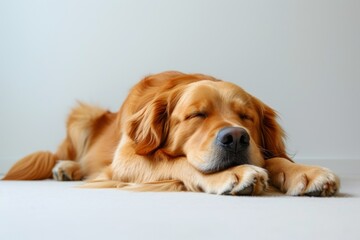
[91, 155, 268, 195]
[52, 160, 83, 181]
[265, 157, 340, 196]
[179, 164, 269, 196]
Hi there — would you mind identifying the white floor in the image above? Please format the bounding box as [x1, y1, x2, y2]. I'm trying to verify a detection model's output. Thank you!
[1, 160, 360, 240]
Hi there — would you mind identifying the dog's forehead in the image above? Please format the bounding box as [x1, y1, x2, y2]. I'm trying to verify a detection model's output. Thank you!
[178, 80, 250, 106]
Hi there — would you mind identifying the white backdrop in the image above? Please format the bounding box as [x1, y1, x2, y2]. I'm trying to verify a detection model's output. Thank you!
[1, 0, 359, 173]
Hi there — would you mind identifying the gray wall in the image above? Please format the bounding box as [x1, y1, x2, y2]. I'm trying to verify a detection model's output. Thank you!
[1, 0, 359, 173]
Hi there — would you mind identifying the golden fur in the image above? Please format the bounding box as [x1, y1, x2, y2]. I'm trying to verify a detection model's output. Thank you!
[3, 71, 340, 196]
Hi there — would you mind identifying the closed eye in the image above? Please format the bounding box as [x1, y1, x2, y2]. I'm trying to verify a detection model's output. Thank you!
[185, 112, 207, 120]
[239, 113, 253, 122]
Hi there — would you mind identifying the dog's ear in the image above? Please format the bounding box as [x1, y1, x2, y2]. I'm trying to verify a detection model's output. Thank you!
[255, 99, 289, 160]
[127, 96, 169, 155]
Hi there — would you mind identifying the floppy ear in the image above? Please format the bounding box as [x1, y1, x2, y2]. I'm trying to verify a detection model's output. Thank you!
[257, 101, 289, 160]
[127, 97, 169, 155]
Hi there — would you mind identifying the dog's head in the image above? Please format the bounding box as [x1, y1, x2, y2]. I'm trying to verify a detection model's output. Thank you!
[127, 72, 288, 173]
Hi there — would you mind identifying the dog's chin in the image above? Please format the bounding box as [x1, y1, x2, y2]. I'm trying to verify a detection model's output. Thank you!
[197, 149, 251, 174]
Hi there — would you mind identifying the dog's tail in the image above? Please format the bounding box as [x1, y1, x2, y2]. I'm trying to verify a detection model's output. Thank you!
[2, 151, 58, 180]
[80, 179, 187, 192]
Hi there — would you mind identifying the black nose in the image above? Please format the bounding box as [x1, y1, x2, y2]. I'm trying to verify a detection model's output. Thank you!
[216, 127, 250, 153]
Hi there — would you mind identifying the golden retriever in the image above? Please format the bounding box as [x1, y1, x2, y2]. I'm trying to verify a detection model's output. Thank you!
[3, 71, 340, 196]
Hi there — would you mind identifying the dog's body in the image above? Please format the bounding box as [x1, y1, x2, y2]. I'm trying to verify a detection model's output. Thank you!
[3, 71, 339, 196]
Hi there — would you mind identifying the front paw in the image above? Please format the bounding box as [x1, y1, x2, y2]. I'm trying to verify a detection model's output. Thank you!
[203, 165, 269, 196]
[284, 166, 340, 197]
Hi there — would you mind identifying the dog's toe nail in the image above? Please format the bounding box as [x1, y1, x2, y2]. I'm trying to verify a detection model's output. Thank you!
[305, 190, 322, 197]
[236, 185, 253, 196]
[222, 190, 232, 195]
[62, 172, 71, 181]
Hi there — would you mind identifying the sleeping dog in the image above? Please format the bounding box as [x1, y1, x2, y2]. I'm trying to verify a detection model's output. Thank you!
[3, 71, 340, 196]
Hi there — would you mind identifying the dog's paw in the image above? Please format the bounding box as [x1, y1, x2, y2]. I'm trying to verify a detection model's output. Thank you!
[203, 165, 268, 196]
[286, 167, 340, 197]
[52, 160, 83, 181]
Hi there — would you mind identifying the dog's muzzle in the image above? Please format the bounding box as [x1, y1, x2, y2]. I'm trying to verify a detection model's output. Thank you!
[199, 127, 251, 173]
